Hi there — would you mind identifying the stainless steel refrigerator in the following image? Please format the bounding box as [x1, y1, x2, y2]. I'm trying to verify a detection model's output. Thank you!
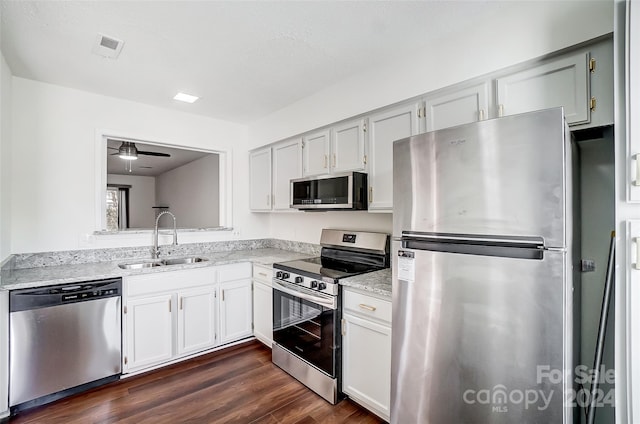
[391, 107, 579, 424]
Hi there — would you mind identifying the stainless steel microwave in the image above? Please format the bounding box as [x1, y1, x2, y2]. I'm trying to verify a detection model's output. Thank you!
[290, 172, 368, 211]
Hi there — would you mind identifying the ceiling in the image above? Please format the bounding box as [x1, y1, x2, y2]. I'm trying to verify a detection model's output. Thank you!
[0, 1, 510, 124]
[107, 139, 212, 177]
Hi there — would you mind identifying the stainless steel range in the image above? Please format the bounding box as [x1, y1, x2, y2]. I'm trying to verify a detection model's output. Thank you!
[272, 229, 390, 404]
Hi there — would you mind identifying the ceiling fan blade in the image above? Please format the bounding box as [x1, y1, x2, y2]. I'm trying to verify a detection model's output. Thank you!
[138, 151, 171, 157]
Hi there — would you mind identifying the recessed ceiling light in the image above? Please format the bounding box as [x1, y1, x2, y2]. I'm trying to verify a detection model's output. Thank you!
[173, 92, 199, 103]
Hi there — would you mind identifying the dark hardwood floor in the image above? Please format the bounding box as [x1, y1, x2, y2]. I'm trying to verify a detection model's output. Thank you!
[7, 341, 384, 424]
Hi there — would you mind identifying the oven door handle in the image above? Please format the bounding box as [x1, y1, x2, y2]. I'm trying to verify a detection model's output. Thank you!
[273, 280, 337, 310]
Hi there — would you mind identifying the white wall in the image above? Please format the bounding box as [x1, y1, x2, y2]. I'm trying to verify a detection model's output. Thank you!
[155, 154, 219, 228]
[0, 53, 12, 263]
[249, 0, 613, 243]
[107, 174, 157, 229]
[10, 77, 268, 254]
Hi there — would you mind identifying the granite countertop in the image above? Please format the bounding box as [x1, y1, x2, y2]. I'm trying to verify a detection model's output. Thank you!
[0, 248, 314, 290]
[340, 268, 392, 299]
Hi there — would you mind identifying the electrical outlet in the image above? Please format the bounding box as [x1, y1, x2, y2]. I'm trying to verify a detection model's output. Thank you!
[581, 259, 596, 272]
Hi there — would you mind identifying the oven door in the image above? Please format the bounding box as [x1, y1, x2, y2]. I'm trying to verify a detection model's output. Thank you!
[272, 279, 338, 377]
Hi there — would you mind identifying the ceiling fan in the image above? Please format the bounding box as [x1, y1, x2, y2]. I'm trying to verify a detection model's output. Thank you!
[108, 140, 171, 160]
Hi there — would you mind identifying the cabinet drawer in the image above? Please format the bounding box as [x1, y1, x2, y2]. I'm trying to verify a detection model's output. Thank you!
[343, 289, 392, 324]
[217, 262, 252, 283]
[126, 267, 215, 297]
[252, 264, 273, 285]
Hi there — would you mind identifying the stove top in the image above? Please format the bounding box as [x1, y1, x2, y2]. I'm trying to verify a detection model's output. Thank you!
[274, 257, 382, 281]
[272, 229, 390, 296]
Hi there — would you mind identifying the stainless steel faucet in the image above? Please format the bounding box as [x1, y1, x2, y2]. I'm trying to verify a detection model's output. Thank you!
[153, 211, 178, 259]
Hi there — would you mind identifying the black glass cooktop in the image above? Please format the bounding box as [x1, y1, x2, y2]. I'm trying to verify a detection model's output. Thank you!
[273, 257, 382, 281]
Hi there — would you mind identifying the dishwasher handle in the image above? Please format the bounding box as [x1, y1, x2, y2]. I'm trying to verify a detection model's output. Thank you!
[10, 278, 122, 312]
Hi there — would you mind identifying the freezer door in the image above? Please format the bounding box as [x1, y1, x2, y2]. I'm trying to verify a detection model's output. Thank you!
[391, 243, 572, 424]
[393, 108, 568, 248]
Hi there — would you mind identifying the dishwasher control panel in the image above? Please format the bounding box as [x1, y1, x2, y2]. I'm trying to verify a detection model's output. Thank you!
[10, 278, 122, 312]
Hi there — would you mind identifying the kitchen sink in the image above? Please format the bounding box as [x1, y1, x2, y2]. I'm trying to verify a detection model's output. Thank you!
[118, 261, 164, 269]
[161, 256, 208, 265]
[118, 256, 208, 269]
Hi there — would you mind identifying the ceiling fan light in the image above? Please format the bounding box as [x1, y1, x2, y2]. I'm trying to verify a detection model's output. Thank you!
[118, 142, 138, 160]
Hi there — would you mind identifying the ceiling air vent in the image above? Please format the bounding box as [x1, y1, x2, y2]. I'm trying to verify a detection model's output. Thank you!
[92, 33, 124, 59]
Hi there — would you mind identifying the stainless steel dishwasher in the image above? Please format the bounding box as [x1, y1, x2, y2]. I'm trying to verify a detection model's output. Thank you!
[9, 278, 122, 412]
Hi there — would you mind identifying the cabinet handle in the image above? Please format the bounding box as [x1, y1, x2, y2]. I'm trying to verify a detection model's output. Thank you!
[222, 289, 225, 301]
[180, 297, 183, 310]
[633, 154, 640, 186]
[123, 305, 127, 314]
[358, 303, 377, 312]
[498, 104, 504, 117]
[169, 299, 172, 313]
[369, 186, 373, 203]
[324, 155, 328, 168]
[634, 238, 640, 270]
[124, 356, 128, 365]
[258, 272, 268, 277]
[341, 318, 346, 336]
[333, 153, 336, 168]
[479, 109, 485, 121]
[363, 155, 367, 165]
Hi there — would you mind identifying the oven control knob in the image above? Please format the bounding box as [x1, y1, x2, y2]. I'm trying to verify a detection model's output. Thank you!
[317, 282, 327, 290]
[310, 280, 318, 289]
[282, 272, 290, 279]
[276, 271, 284, 279]
[295, 276, 304, 284]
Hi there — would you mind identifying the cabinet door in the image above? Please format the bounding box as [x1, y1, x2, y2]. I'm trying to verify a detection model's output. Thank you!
[425, 82, 489, 131]
[272, 138, 302, 210]
[496, 52, 590, 125]
[125, 294, 173, 372]
[252, 280, 273, 347]
[303, 129, 330, 177]
[219, 279, 253, 344]
[0, 292, 7, 418]
[367, 102, 423, 211]
[331, 119, 366, 173]
[176, 287, 217, 356]
[249, 148, 272, 211]
[342, 313, 392, 421]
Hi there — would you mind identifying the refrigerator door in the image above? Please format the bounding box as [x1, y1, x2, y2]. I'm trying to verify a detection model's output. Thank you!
[391, 242, 572, 424]
[392, 108, 568, 248]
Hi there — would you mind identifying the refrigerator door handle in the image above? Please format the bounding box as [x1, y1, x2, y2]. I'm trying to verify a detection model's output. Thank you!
[400, 231, 545, 248]
[399, 236, 545, 260]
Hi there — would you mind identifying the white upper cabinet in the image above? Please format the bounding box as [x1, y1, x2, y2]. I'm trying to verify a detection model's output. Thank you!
[302, 129, 331, 177]
[367, 101, 423, 212]
[496, 52, 590, 125]
[425, 82, 490, 132]
[272, 138, 302, 210]
[249, 147, 272, 211]
[331, 118, 367, 173]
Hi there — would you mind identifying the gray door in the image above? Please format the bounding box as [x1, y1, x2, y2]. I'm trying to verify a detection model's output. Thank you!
[390, 242, 572, 424]
[392, 107, 568, 248]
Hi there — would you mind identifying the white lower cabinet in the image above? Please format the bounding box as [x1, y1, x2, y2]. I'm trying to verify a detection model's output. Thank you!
[177, 287, 217, 356]
[252, 264, 273, 347]
[123, 263, 252, 374]
[342, 288, 392, 421]
[125, 294, 174, 371]
[1, 291, 8, 419]
[219, 279, 253, 344]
